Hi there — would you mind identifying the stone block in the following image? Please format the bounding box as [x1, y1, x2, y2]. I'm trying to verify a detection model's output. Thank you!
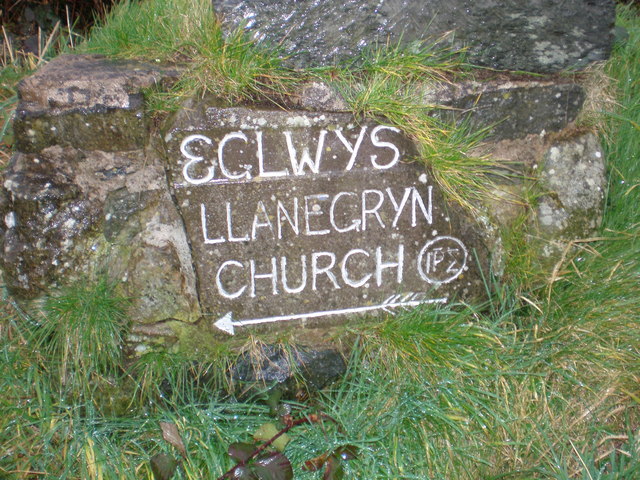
[13, 55, 181, 153]
[534, 132, 606, 242]
[0, 54, 611, 356]
[231, 344, 347, 396]
[425, 80, 586, 140]
[14, 105, 147, 153]
[17, 54, 181, 112]
[213, 0, 615, 72]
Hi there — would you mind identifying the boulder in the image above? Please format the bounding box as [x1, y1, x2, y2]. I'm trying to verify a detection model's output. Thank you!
[213, 0, 616, 72]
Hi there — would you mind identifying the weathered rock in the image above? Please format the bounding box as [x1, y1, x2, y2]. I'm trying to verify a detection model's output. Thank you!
[0, 142, 199, 324]
[232, 344, 346, 395]
[129, 321, 179, 350]
[106, 189, 201, 325]
[292, 82, 349, 112]
[14, 55, 181, 153]
[425, 80, 586, 140]
[17, 54, 181, 111]
[483, 185, 527, 229]
[2, 56, 199, 320]
[2, 146, 136, 296]
[534, 132, 606, 244]
[213, 0, 615, 72]
[14, 106, 147, 153]
[0, 188, 8, 242]
[291, 77, 588, 140]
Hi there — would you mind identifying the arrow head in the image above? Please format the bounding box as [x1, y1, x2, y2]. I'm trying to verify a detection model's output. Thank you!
[214, 312, 235, 335]
[383, 294, 400, 305]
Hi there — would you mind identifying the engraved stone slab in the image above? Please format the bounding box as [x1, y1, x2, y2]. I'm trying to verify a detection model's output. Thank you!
[164, 105, 487, 335]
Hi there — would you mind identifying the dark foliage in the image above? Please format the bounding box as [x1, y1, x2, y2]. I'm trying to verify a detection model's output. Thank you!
[2, 0, 118, 36]
[151, 411, 358, 480]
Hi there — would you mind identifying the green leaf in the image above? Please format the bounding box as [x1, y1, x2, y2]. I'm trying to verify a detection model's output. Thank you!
[251, 452, 293, 480]
[150, 453, 178, 480]
[253, 422, 290, 452]
[228, 442, 257, 463]
[265, 387, 283, 415]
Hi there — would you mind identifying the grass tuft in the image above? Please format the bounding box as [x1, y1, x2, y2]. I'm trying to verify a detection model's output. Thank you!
[81, 0, 298, 107]
[31, 278, 129, 396]
[328, 39, 508, 213]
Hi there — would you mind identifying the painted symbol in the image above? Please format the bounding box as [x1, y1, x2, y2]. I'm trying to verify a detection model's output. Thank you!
[213, 293, 448, 335]
[417, 236, 467, 284]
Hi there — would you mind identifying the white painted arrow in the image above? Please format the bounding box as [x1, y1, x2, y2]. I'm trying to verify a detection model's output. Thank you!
[213, 294, 448, 335]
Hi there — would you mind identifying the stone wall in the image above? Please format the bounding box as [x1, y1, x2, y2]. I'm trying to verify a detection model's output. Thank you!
[0, 1, 614, 356]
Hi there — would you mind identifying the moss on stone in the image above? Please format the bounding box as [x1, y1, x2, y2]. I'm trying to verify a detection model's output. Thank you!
[14, 106, 147, 153]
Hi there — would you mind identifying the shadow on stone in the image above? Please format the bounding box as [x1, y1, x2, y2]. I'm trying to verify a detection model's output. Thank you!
[231, 344, 347, 399]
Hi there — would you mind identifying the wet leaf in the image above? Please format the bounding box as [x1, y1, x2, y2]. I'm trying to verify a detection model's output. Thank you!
[252, 452, 293, 480]
[303, 444, 358, 473]
[229, 464, 258, 480]
[335, 444, 359, 461]
[228, 442, 257, 463]
[322, 455, 344, 480]
[253, 422, 278, 441]
[253, 422, 290, 452]
[160, 421, 187, 458]
[150, 453, 178, 480]
[302, 451, 331, 471]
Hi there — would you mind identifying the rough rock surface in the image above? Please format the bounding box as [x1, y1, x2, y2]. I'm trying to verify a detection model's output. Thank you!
[232, 344, 347, 395]
[1, 143, 200, 321]
[2, 146, 152, 296]
[17, 54, 181, 112]
[2, 56, 198, 326]
[293, 82, 350, 112]
[294, 78, 588, 141]
[14, 54, 180, 153]
[213, 0, 615, 72]
[164, 104, 490, 331]
[535, 133, 606, 244]
[426, 80, 586, 140]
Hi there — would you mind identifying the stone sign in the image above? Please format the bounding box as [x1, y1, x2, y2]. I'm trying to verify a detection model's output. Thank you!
[164, 106, 487, 335]
[0, 55, 607, 353]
